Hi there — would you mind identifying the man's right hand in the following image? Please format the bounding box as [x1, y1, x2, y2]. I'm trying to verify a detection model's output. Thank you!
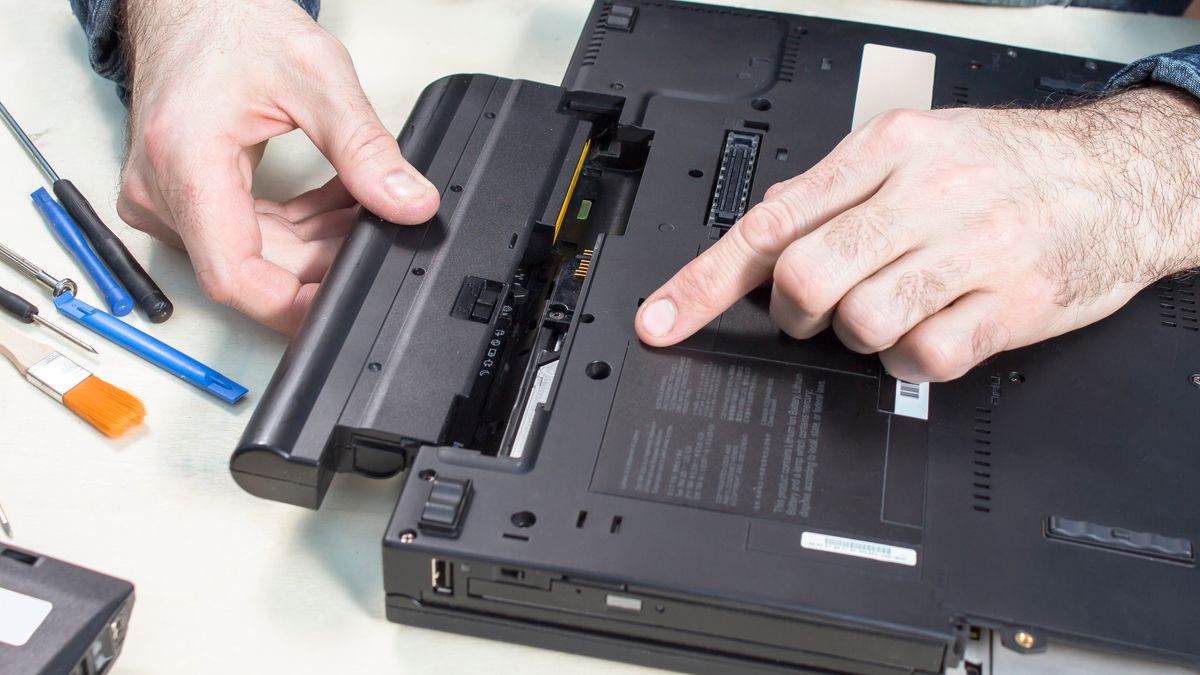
[117, 0, 439, 334]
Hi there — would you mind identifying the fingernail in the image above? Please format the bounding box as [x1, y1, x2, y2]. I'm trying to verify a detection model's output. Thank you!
[384, 170, 430, 201]
[641, 298, 677, 337]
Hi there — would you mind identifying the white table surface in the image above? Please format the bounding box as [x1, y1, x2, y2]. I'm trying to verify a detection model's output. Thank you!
[0, 1, 1197, 673]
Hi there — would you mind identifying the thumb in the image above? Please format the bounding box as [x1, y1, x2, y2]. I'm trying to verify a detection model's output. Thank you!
[295, 81, 439, 225]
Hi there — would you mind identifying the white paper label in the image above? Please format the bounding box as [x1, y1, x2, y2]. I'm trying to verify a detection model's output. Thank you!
[893, 379, 930, 421]
[0, 586, 53, 646]
[801, 532, 918, 567]
[852, 44, 937, 130]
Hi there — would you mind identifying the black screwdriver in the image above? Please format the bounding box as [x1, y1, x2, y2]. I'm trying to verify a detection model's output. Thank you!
[0, 283, 98, 354]
[0, 100, 174, 323]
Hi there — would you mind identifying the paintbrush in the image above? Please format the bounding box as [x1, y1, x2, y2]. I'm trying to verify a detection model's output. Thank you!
[0, 320, 144, 437]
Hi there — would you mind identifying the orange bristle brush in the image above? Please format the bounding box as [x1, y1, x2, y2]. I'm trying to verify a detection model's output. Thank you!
[0, 321, 143, 437]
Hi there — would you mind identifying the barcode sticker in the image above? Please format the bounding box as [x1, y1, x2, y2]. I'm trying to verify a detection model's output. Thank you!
[801, 532, 918, 567]
[893, 379, 929, 420]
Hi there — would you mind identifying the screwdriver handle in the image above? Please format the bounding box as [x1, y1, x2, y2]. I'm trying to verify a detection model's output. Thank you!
[52, 179, 174, 323]
[32, 188, 134, 316]
[0, 286, 37, 323]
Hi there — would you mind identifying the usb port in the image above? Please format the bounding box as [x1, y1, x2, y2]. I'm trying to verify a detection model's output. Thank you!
[431, 559, 453, 595]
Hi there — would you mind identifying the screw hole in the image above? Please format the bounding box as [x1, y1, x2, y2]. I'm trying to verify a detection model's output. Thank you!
[511, 511, 537, 528]
[398, 530, 417, 543]
[969, 60, 982, 71]
[586, 361, 611, 380]
[1008, 371, 1026, 384]
[418, 469, 436, 481]
[367, 362, 382, 372]
[610, 82, 624, 90]
[580, 313, 595, 324]
[750, 98, 772, 111]
[449, 184, 463, 193]
[688, 169, 704, 178]
[484, 111, 496, 119]
[412, 267, 425, 276]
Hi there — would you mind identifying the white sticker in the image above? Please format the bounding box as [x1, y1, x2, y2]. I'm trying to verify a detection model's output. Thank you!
[0, 586, 53, 646]
[801, 532, 918, 567]
[893, 380, 929, 421]
[852, 44, 937, 130]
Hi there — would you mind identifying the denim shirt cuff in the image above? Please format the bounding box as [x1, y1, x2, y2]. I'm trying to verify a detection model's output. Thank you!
[1107, 44, 1200, 100]
[68, 0, 321, 106]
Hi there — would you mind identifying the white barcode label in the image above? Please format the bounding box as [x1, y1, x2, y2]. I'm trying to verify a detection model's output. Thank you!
[893, 379, 929, 420]
[801, 532, 917, 567]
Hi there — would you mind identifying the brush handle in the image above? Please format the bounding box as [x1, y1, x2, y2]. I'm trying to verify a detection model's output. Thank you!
[32, 188, 134, 316]
[53, 293, 248, 404]
[0, 319, 55, 375]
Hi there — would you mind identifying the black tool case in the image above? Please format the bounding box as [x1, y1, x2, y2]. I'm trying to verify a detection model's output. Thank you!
[233, 2, 1200, 672]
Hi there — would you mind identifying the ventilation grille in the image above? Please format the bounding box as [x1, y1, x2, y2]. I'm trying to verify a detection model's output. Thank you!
[971, 406, 993, 514]
[952, 84, 970, 105]
[581, 4, 611, 66]
[779, 29, 804, 82]
[1156, 277, 1198, 331]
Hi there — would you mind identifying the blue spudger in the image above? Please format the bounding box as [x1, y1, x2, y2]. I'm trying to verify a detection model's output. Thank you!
[31, 188, 134, 316]
[53, 293, 248, 404]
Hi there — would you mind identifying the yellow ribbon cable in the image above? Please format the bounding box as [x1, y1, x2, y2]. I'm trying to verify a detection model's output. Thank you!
[553, 139, 592, 242]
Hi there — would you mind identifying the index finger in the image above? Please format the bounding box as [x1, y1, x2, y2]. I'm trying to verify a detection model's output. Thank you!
[159, 141, 316, 333]
[634, 135, 896, 347]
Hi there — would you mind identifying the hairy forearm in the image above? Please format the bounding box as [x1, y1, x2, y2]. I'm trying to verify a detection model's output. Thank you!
[123, 0, 251, 106]
[122, 0, 318, 110]
[1055, 86, 1200, 290]
[978, 85, 1200, 306]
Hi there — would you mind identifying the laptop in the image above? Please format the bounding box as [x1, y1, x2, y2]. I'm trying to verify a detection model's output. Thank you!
[232, 2, 1200, 672]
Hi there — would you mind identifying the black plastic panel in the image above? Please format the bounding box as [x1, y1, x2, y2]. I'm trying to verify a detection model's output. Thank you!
[233, 1, 1200, 672]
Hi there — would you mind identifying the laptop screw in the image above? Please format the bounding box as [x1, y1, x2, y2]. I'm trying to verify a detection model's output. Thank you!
[1189, 374, 1200, 387]
[1014, 631, 1035, 649]
[399, 531, 417, 544]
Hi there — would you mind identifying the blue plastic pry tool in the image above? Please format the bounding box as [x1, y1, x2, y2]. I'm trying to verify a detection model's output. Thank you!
[31, 187, 134, 317]
[53, 293, 248, 404]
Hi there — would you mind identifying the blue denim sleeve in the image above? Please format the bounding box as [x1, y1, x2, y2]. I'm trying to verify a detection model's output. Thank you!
[68, 0, 321, 105]
[1108, 45, 1200, 99]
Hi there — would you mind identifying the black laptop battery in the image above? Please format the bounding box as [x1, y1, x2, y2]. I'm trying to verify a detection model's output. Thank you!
[233, 2, 1200, 673]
